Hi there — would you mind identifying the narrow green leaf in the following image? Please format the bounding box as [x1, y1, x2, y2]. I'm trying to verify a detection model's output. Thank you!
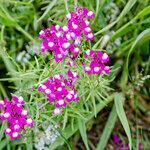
[0, 139, 7, 149]
[96, 104, 117, 150]
[107, 63, 121, 81]
[95, 0, 137, 36]
[126, 28, 150, 67]
[91, 95, 97, 117]
[0, 122, 5, 141]
[134, 5, 150, 20]
[114, 93, 132, 150]
[26, 136, 33, 150]
[117, 0, 137, 22]
[0, 47, 16, 73]
[121, 28, 150, 88]
[95, 21, 117, 36]
[112, 5, 150, 41]
[62, 108, 68, 130]
[0, 83, 8, 98]
[78, 119, 90, 150]
[95, 0, 100, 18]
[16, 25, 34, 41]
[64, 0, 69, 13]
[37, 0, 58, 22]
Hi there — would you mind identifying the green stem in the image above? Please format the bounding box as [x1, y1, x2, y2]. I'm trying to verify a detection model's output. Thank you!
[64, 0, 69, 13]
[16, 25, 34, 41]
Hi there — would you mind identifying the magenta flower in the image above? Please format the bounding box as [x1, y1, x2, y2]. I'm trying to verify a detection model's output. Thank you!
[113, 134, 121, 144]
[83, 50, 110, 74]
[37, 6, 111, 116]
[39, 6, 95, 62]
[38, 70, 79, 115]
[119, 144, 129, 150]
[0, 96, 34, 140]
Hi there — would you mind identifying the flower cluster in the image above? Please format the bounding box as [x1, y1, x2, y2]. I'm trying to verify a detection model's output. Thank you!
[0, 96, 34, 139]
[83, 50, 110, 74]
[39, 6, 95, 62]
[38, 70, 79, 115]
[38, 6, 110, 115]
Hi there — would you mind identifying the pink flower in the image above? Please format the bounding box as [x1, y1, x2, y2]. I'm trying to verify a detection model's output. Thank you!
[83, 50, 110, 75]
[38, 72, 79, 115]
[0, 96, 34, 140]
[38, 6, 95, 62]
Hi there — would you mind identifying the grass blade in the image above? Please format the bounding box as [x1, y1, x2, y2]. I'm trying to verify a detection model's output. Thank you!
[0, 139, 7, 150]
[121, 28, 150, 88]
[37, 0, 58, 22]
[114, 93, 132, 150]
[117, 0, 137, 22]
[112, 5, 150, 41]
[96, 104, 117, 150]
[95, 0, 137, 36]
[78, 119, 90, 150]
